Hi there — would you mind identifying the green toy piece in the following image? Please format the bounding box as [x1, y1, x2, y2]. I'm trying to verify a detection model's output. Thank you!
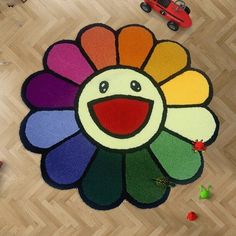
[199, 185, 212, 199]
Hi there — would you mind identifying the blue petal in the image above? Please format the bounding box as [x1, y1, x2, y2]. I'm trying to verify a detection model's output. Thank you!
[23, 110, 79, 149]
[42, 133, 96, 186]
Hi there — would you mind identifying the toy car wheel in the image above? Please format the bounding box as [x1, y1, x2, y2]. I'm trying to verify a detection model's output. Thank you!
[140, 2, 152, 13]
[184, 6, 191, 14]
[167, 21, 179, 31]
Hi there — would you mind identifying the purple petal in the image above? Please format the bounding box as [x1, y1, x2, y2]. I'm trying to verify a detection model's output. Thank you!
[46, 42, 94, 84]
[23, 110, 79, 149]
[25, 72, 79, 108]
[43, 133, 96, 185]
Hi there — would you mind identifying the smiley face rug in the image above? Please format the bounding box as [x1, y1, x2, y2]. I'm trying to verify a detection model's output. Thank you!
[20, 24, 219, 210]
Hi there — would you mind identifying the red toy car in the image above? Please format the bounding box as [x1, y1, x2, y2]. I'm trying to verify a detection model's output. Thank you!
[140, 0, 192, 31]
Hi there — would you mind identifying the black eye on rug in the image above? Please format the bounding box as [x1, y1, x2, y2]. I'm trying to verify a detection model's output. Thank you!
[130, 80, 141, 92]
[99, 81, 109, 93]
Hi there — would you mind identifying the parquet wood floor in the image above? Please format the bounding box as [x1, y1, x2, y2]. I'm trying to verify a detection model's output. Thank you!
[0, 0, 235, 235]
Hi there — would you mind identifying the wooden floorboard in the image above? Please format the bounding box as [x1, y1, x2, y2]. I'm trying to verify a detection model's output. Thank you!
[0, 0, 235, 235]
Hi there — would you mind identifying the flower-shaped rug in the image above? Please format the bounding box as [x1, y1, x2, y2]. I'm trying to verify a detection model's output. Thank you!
[20, 24, 219, 210]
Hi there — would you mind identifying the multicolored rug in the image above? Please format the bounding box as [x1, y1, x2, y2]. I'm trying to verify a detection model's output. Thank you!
[20, 24, 219, 210]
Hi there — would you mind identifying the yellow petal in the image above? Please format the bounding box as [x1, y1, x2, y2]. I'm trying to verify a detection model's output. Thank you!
[161, 70, 211, 105]
[144, 41, 189, 83]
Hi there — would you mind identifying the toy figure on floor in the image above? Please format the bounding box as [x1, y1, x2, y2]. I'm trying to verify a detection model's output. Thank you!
[152, 177, 176, 188]
[199, 185, 212, 199]
[140, 0, 192, 31]
[192, 139, 207, 152]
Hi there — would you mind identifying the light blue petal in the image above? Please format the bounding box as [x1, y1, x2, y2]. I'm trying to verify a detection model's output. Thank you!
[24, 110, 79, 148]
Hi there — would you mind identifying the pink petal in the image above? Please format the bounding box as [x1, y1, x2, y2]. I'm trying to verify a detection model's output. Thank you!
[45, 42, 94, 84]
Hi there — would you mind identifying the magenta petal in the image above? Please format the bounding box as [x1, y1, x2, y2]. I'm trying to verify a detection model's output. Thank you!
[24, 72, 79, 108]
[45, 42, 94, 84]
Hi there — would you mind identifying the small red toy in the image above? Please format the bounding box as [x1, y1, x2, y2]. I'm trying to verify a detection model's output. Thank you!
[186, 211, 198, 221]
[192, 139, 207, 152]
[140, 0, 192, 31]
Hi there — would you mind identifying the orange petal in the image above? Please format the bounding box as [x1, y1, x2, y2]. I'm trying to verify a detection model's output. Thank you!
[118, 25, 154, 68]
[80, 25, 117, 70]
[144, 41, 189, 83]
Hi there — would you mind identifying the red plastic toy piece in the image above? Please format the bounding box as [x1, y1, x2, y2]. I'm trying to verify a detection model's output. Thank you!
[192, 139, 207, 152]
[186, 211, 198, 221]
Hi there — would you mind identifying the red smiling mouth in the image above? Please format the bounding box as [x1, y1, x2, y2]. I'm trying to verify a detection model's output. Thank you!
[88, 95, 153, 138]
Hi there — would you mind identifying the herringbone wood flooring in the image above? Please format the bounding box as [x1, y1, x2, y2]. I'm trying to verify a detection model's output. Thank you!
[0, 0, 235, 235]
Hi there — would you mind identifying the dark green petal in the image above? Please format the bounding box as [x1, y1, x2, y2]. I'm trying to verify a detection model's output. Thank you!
[126, 149, 169, 206]
[150, 130, 202, 182]
[79, 149, 123, 209]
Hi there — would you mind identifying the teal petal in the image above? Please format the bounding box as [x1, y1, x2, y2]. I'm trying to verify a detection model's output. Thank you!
[150, 130, 203, 182]
[79, 149, 123, 210]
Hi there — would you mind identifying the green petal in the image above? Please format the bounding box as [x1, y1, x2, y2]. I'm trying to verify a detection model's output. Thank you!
[126, 149, 169, 206]
[79, 149, 123, 210]
[150, 130, 202, 182]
